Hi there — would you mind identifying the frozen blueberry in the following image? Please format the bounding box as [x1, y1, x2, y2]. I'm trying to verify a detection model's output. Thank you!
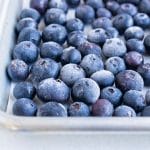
[13, 41, 38, 64]
[139, 0, 150, 15]
[42, 24, 67, 44]
[37, 78, 70, 102]
[80, 54, 104, 76]
[30, 0, 48, 14]
[102, 38, 127, 57]
[106, 1, 120, 15]
[16, 18, 37, 33]
[86, 0, 104, 10]
[40, 41, 63, 60]
[60, 64, 85, 86]
[124, 26, 144, 40]
[88, 28, 110, 45]
[97, 8, 112, 18]
[92, 17, 112, 29]
[66, 0, 80, 7]
[114, 105, 136, 117]
[75, 5, 95, 24]
[123, 90, 146, 112]
[19, 8, 41, 23]
[113, 13, 134, 33]
[105, 57, 126, 75]
[142, 106, 150, 116]
[124, 51, 144, 69]
[117, 0, 140, 5]
[92, 99, 114, 116]
[72, 78, 100, 104]
[44, 8, 66, 25]
[61, 47, 82, 65]
[18, 27, 41, 45]
[105, 27, 119, 38]
[116, 70, 144, 92]
[67, 31, 87, 47]
[78, 41, 101, 57]
[31, 58, 60, 82]
[37, 102, 67, 117]
[101, 87, 122, 106]
[13, 98, 37, 116]
[144, 35, 150, 53]
[91, 70, 114, 88]
[66, 18, 84, 32]
[13, 82, 36, 99]
[126, 39, 145, 54]
[7, 59, 29, 82]
[145, 90, 150, 105]
[134, 13, 150, 29]
[68, 102, 90, 116]
[117, 3, 137, 16]
[48, 0, 68, 13]
[137, 63, 150, 86]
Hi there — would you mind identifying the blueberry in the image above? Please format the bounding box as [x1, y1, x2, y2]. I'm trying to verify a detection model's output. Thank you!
[13, 98, 37, 116]
[116, 70, 144, 92]
[80, 54, 104, 76]
[18, 27, 41, 45]
[92, 99, 114, 116]
[19, 8, 41, 23]
[75, 5, 95, 24]
[13, 82, 36, 99]
[144, 35, 150, 53]
[40, 41, 63, 60]
[137, 63, 150, 86]
[44, 8, 66, 25]
[97, 8, 112, 18]
[60, 64, 85, 86]
[105, 57, 126, 75]
[126, 39, 145, 54]
[30, 0, 48, 14]
[16, 18, 37, 33]
[114, 105, 136, 117]
[134, 13, 150, 29]
[7, 59, 29, 82]
[31, 58, 60, 82]
[123, 90, 146, 112]
[88, 28, 110, 45]
[67, 31, 87, 47]
[13, 41, 38, 64]
[78, 41, 102, 57]
[86, 0, 104, 10]
[72, 78, 100, 104]
[117, 0, 140, 5]
[105, 27, 119, 38]
[91, 70, 114, 88]
[68, 102, 90, 116]
[117, 3, 137, 16]
[142, 106, 150, 116]
[106, 1, 120, 15]
[124, 51, 144, 69]
[37, 102, 67, 117]
[102, 38, 127, 57]
[66, 0, 80, 7]
[42, 24, 67, 44]
[145, 90, 150, 105]
[37, 78, 70, 102]
[66, 18, 84, 32]
[48, 0, 68, 13]
[113, 13, 134, 33]
[100, 87, 122, 106]
[61, 47, 82, 65]
[124, 26, 144, 40]
[139, 0, 150, 15]
[92, 17, 112, 29]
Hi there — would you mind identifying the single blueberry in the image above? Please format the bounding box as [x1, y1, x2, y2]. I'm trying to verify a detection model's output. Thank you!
[106, 1, 120, 15]
[97, 8, 112, 18]
[139, 0, 150, 15]
[86, 0, 104, 10]
[142, 106, 150, 116]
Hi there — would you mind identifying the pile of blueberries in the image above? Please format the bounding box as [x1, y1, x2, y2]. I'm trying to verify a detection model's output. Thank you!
[7, 0, 150, 117]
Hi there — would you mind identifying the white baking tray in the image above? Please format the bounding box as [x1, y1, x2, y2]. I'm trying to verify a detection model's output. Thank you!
[0, 0, 150, 150]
